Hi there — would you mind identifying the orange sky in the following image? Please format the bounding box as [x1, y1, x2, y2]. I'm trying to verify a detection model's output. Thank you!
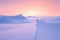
[0, 0, 60, 16]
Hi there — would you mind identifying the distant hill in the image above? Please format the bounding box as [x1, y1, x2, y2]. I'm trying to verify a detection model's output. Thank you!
[40, 16, 60, 21]
[0, 14, 28, 24]
[0, 16, 11, 24]
[9, 14, 27, 20]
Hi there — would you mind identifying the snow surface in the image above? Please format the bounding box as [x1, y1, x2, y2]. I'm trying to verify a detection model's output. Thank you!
[0, 23, 36, 40]
[35, 17, 60, 40]
[0, 17, 60, 40]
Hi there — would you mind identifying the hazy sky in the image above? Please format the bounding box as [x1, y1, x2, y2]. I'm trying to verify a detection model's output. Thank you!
[0, 0, 60, 16]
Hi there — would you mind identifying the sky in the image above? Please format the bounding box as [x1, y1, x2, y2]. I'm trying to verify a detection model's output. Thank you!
[0, 0, 60, 16]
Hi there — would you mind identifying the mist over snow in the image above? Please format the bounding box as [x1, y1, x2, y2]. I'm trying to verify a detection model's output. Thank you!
[0, 15, 60, 40]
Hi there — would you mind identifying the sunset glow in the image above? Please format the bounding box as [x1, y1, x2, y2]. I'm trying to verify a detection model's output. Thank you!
[25, 11, 36, 16]
[0, 0, 60, 16]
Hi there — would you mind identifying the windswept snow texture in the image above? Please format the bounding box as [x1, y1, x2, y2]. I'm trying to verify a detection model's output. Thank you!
[35, 17, 60, 40]
[0, 16, 60, 40]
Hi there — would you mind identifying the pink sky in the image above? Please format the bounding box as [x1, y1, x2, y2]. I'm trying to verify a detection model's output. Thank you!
[0, 0, 60, 16]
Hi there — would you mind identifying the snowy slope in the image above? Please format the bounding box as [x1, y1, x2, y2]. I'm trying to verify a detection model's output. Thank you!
[0, 23, 36, 40]
[35, 17, 60, 40]
[0, 16, 60, 40]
